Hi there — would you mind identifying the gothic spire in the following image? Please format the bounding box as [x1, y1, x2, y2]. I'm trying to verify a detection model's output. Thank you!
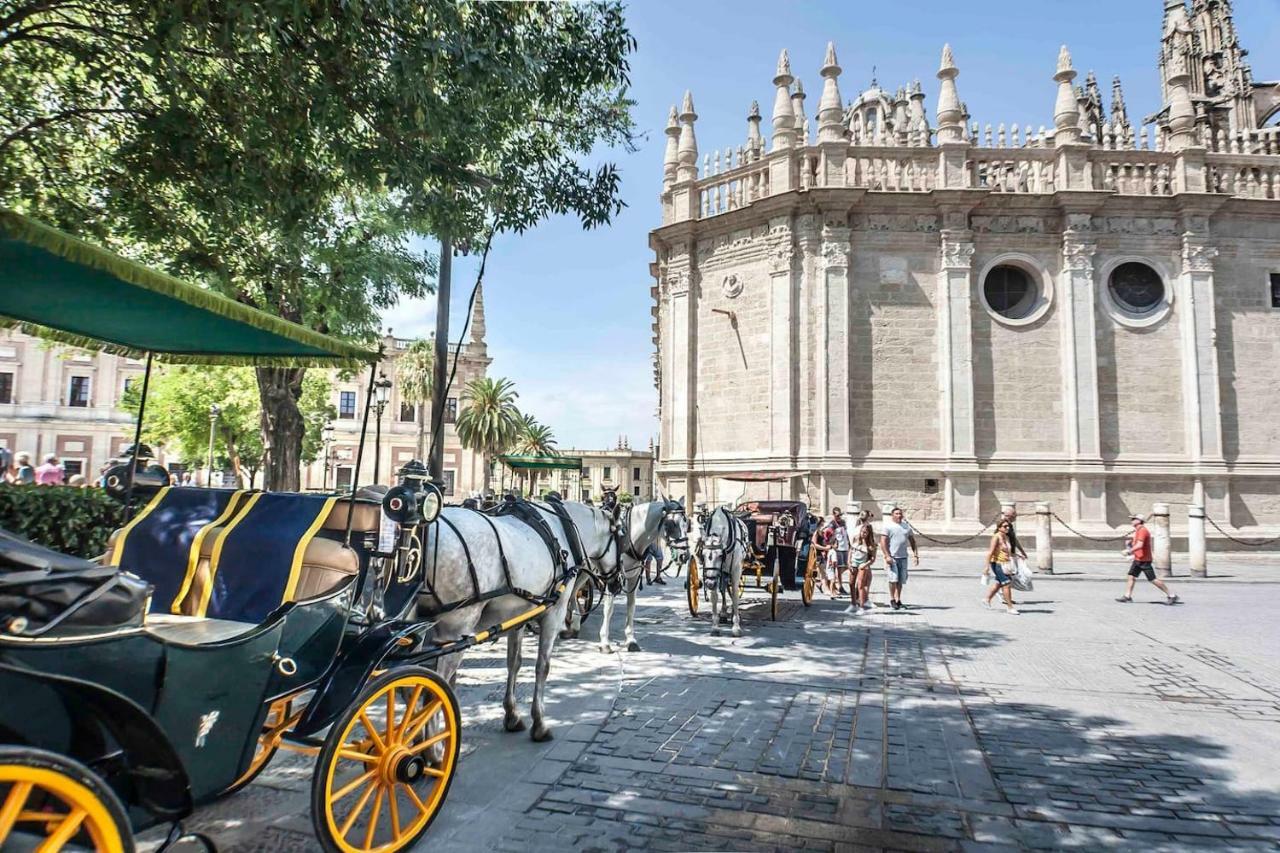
[1053, 45, 1081, 145]
[935, 44, 964, 144]
[772, 49, 796, 150]
[817, 42, 845, 144]
[676, 90, 699, 182]
[468, 282, 487, 352]
[662, 105, 680, 188]
[791, 78, 808, 143]
[746, 100, 764, 155]
[1110, 76, 1131, 130]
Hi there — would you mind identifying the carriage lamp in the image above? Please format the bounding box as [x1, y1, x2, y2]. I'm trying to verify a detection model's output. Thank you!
[373, 372, 393, 483]
[207, 404, 221, 484]
[321, 423, 335, 490]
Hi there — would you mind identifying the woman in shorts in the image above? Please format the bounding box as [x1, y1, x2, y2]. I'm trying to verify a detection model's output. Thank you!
[981, 520, 1019, 615]
[850, 511, 877, 611]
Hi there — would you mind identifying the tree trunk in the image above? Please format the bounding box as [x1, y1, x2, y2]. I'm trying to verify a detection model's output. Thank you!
[481, 455, 491, 494]
[257, 366, 307, 491]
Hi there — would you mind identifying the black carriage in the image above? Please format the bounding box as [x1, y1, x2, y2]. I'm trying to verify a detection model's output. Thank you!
[0, 211, 509, 852]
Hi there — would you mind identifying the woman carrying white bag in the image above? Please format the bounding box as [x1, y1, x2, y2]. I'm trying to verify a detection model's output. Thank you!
[981, 520, 1021, 615]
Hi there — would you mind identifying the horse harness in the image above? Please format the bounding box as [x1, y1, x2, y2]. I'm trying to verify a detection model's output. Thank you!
[698, 507, 746, 592]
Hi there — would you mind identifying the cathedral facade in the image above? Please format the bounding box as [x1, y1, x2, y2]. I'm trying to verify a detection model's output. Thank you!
[649, 1, 1280, 538]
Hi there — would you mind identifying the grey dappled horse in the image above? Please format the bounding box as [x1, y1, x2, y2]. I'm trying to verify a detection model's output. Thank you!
[694, 506, 749, 637]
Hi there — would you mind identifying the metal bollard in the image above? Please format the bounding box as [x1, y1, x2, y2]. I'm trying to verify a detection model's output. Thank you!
[1151, 503, 1172, 578]
[1188, 504, 1208, 578]
[1034, 502, 1053, 573]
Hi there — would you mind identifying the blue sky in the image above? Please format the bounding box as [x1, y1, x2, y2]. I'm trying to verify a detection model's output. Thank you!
[384, 0, 1280, 451]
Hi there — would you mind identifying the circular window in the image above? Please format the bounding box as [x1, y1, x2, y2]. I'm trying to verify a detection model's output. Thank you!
[1108, 262, 1164, 314]
[983, 265, 1035, 320]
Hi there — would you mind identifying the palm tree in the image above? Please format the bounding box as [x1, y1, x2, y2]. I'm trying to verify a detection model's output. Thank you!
[455, 376, 520, 494]
[512, 412, 558, 495]
[397, 339, 434, 460]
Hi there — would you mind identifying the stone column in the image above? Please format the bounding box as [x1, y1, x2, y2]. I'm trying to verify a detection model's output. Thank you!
[1188, 504, 1208, 578]
[769, 224, 798, 460]
[1151, 502, 1172, 578]
[1059, 215, 1105, 524]
[663, 256, 696, 468]
[1035, 502, 1053, 573]
[820, 224, 851, 456]
[1177, 217, 1225, 466]
[938, 225, 978, 526]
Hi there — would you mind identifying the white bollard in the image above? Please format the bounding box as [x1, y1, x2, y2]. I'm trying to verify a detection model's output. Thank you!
[1188, 504, 1208, 578]
[1035, 502, 1053, 574]
[846, 500, 862, 517]
[1151, 503, 1172, 578]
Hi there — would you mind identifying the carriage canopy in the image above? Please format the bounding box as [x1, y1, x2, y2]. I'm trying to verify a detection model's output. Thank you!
[0, 210, 377, 366]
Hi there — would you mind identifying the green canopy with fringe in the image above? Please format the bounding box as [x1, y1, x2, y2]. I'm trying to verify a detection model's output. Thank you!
[0, 210, 378, 366]
[499, 454, 582, 471]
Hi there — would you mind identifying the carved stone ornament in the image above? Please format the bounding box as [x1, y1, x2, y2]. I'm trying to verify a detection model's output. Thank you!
[1062, 240, 1097, 274]
[854, 213, 939, 233]
[939, 239, 975, 269]
[721, 273, 744, 299]
[821, 240, 851, 269]
[1065, 212, 1092, 232]
[666, 269, 690, 297]
[972, 215, 1056, 235]
[769, 240, 796, 274]
[1182, 242, 1219, 273]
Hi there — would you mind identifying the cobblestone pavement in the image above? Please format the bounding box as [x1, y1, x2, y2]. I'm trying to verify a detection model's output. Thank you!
[152, 557, 1280, 851]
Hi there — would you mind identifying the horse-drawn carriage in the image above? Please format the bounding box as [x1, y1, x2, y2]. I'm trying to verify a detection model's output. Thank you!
[0, 211, 573, 852]
[686, 499, 809, 623]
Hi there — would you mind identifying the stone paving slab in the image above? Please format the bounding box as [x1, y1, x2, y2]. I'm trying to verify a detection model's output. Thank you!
[143, 563, 1280, 851]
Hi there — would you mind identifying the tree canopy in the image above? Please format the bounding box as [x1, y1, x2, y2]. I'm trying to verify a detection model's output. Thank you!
[1, 0, 637, 488]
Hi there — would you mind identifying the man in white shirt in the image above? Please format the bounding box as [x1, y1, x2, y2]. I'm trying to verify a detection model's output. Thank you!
[879, 507, 919, 611]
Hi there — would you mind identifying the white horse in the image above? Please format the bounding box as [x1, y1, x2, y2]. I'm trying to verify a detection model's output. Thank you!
[694, 506, 749, 637]
[417, 505, 582, 741]
[562, 497, 688, 653]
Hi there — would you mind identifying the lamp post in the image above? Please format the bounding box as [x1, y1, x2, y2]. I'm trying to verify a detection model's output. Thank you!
[206, 404, 221, 487]
[321, 422, 335, 490]
[373, 372, 393, 484]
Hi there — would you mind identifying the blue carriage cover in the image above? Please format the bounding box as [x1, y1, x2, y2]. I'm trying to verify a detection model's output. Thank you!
[199, 493, 339, 623]
[109, 486, 245, 613]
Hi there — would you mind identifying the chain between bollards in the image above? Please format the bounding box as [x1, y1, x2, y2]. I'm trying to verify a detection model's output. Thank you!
[1203, 514, 1280, 547]
[1050, 512, 1132, 542]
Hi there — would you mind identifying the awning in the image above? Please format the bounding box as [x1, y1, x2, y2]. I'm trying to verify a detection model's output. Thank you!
[499, 455, 582, 471]
[0, 210, 378, 366]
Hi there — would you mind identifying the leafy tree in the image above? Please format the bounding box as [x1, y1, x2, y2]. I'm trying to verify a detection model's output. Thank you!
[1, 1, 638, 489]
[511, 413, 558, 496]
[396, 339, 434, 461]
[121, 366, 333, 487]
[455, 376, 520, 494]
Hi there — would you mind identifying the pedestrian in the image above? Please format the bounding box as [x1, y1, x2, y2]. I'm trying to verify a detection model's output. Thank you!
[879, 507, 919, 611]
[1117, 514, 1180, 605]
[827, 508, 850, 596]
[998, 504, 1029, 603]
[0, 447, 11, 484]
[845, 510, 877, 614]
[14, 452, 35, 485]
[34, 453, 64, 486]
[980, 519, 1020, 615]
[642, 541, 666, 585]
[68, 474, 88, 488]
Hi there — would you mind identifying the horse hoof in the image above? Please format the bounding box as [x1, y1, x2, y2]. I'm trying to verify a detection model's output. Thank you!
[557, 629, 573, 640]
[710, 628, 720, 637]
[504, 715, 527, 733]
[626, 640, 642, 652]
[731, 627, 742, 638]
[531, 725, 554, 743]
[599, 644, 613, 654]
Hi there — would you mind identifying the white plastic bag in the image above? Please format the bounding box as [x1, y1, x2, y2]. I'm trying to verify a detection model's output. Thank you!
[1011, 557, 1034, 592]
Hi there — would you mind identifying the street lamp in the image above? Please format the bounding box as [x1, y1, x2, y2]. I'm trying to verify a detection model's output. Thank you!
[373, 372, 393, 484]
[207, 404, 221, 487]
[321, 422, 335, 490]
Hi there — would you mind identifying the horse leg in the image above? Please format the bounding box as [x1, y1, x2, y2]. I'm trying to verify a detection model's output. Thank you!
[503, 626, 527, 732]
[709, 569, 721, 636]
[624, 584, 641, 652]
[530, 609, 559, 742]
[598, 590, 615, 654]
[559, 573, 586, 640]
[731, 560, 743, 638]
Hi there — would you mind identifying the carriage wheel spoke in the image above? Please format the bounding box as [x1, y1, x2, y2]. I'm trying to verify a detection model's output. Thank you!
[400, 782, 428, 814]
[396, 686, 424, 740]
[338, 779, 378, 838]
[387, 780, 402, 841]
[337, 749, 377, 763]
[407, 728, 451, 756]
[358, 710, 386, 753]
[386, 689, 398, 744]
[35, 807, 87, 852]
[331, 768, 377, 803]
[400, 700, 442, 742]
[0, 781, 33, 840]
[363, 786, 383, 850]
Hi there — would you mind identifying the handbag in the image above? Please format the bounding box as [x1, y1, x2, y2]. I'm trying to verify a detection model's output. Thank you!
[1011, 556, 1034, 592]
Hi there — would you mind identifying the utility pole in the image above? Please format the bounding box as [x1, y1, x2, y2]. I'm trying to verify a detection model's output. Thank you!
[429, 234, 452, 485]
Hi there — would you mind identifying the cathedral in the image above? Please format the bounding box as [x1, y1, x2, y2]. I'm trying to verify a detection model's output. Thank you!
[649, 1, 1280, 539]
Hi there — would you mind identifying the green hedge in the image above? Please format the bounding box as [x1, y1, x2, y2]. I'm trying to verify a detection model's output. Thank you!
[0, 485, 126, 558]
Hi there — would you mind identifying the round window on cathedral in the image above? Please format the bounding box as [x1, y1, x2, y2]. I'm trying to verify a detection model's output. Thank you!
[982, 265, 1036, 320]
[1108, 262, 1165, 315]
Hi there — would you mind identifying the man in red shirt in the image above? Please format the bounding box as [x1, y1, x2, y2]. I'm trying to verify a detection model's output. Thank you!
[1117, 514, 1180, 604]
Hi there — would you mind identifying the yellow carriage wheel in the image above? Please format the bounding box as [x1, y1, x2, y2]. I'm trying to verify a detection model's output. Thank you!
[801, 549, 816, 607]
[686, 556, 700, 616]
[0, 747, 132, 853]
[312, 667, 460, 853]
[223, 697, 296, 796]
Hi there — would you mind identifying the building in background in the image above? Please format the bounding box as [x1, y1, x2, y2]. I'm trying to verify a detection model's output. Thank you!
[651, 2, 1280, 537]
[303, 287, 491, 496]
[531, 438, 654, 502]
[0, 330, 168, 478]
